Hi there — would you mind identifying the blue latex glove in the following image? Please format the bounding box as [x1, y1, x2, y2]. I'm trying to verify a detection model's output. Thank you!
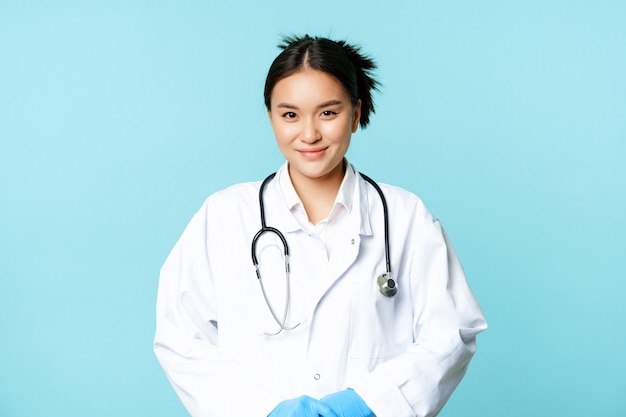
[320, 389, 375, 417]
[268, 395, 340, 417]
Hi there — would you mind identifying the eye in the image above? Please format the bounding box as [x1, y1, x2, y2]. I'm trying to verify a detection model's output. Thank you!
[321, 110, 337, 117]
[282, 111, 297, 119]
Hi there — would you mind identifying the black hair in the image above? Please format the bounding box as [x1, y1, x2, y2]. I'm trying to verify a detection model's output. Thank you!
[264, 34, 379, 128]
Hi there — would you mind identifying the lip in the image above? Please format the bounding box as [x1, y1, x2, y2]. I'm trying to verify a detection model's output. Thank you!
[297, 147, 327, 159]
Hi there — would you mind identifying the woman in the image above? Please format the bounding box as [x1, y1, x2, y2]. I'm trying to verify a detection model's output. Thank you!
[154, 35, 486, 417]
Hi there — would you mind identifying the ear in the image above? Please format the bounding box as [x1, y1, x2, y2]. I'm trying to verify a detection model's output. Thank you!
[267, 110, 274, 127]
[351, 100, 362, 133]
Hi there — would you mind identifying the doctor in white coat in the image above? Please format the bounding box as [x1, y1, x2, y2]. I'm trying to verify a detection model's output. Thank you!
[154, 34, 487, 417]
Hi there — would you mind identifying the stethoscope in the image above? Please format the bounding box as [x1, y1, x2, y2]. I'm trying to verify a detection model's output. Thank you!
[251, 171, 397, 335]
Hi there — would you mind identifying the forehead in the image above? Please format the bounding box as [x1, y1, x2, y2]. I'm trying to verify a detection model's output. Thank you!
[271, 69, 349, 106]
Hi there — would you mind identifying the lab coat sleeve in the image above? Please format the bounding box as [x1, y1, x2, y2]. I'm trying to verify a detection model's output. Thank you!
[153, 200, 283, 417]
[351, 220, 487, 417]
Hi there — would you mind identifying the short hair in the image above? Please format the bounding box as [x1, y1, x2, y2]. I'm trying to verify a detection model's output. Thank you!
[264, 34, 379, 128]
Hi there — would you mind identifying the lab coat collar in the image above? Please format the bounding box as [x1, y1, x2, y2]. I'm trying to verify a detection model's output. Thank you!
[270, 161, 372, 236]
[277, 162, 301, 213]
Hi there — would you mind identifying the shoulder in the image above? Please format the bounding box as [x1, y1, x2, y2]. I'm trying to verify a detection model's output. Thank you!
[358, 174, 437, 225]
[208, 181, 261, 201]
[200, 181, 263, 215]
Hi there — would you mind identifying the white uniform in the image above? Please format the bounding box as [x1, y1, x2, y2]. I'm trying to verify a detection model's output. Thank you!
[154, 162, 487, 417]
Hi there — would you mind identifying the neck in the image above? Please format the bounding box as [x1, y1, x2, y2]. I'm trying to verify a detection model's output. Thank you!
[289, 161, 345, 224]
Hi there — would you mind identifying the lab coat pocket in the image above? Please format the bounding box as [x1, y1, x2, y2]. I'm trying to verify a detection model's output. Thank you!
[348, 292, 407, 360]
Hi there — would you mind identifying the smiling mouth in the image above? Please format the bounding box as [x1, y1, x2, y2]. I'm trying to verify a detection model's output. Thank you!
[298, 148, 327, 158]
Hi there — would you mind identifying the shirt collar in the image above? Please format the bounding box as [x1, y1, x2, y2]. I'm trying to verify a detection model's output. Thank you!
[277, 160, 356, 215]
[274, 160, 371, 236]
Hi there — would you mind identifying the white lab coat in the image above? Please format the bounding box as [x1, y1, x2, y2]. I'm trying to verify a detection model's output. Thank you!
[154, 163, 487, 417]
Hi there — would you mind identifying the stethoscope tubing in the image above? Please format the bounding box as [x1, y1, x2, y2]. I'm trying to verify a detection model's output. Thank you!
[250, 169, 394, 334]
[251, 173, 289, 268]
[251, 171, 391, 275]
[358, 172, 392, 276]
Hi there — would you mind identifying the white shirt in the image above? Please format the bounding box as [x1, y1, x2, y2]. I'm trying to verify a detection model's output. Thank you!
[154, 162, 487, 417]
[279, 162, 355, 260]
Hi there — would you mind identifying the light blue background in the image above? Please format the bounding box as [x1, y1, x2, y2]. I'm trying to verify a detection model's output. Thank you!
[1, 1, 625, 416]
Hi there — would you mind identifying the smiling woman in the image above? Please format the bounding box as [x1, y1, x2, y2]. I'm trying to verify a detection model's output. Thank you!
[153, 34, 487, 417]
[269, 70, 360, 223]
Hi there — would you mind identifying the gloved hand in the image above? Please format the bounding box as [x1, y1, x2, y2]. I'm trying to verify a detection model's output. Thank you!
[320, 389, 375, 417]
[268, 395, 340, 417]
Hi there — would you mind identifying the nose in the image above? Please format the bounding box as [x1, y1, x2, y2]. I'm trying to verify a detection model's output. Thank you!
[300, 118, 321, 144]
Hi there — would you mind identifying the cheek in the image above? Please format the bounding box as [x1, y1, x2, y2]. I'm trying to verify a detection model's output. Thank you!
[272, 123, 298, 145]
[322, 121, 353, 143]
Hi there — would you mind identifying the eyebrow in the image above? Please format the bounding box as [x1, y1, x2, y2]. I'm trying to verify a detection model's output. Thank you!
[276, 99, 344, 110]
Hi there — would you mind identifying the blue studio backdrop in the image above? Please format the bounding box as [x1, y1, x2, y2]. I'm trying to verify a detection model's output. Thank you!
[1, 1, 624, 416]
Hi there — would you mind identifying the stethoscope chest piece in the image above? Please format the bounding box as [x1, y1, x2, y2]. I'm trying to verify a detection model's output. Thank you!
[377, 273, 398, 297]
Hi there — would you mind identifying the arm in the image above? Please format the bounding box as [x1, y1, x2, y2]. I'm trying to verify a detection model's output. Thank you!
[153, 201, 283, 417]
[352, 220, 487, 417]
